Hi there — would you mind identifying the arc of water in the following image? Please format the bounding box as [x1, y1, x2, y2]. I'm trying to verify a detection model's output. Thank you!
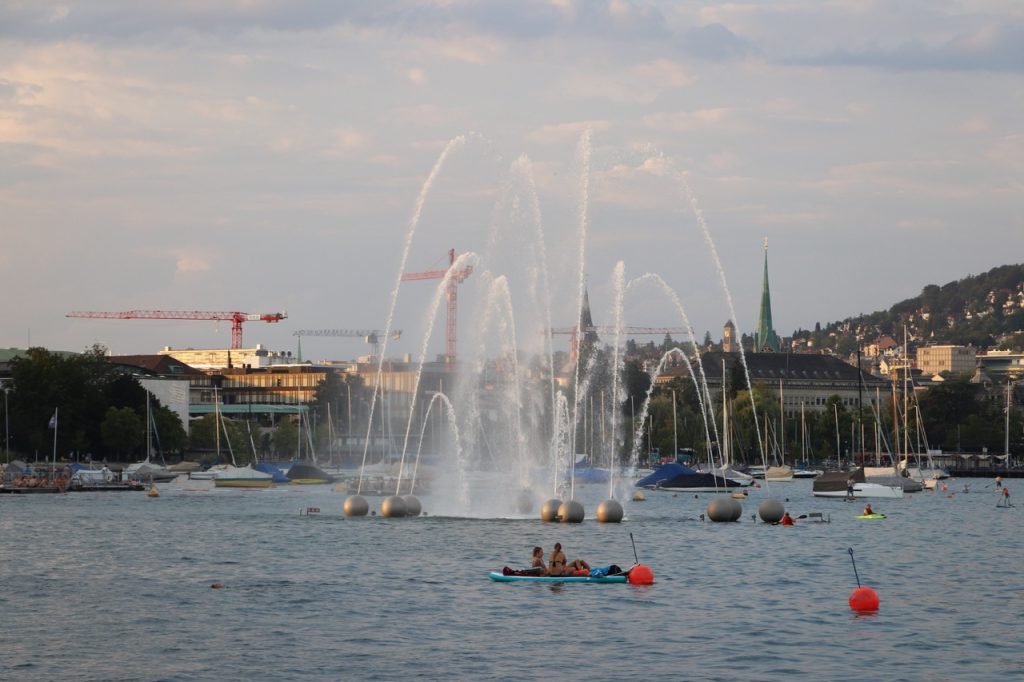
[608, 261, 626, 499]
[357, 135, 469, 495]
[410, 391, 465, 504]
[674, 169, 767, 476]
[568, 130, 592, 501]
[394, 251, 480, 495]
[625, 273, 721, 463]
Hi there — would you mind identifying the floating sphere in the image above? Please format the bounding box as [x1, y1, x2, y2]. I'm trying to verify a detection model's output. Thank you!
[632, 490, 646, 502]
[558, 499, 585, 523]
[758, 498, 785, 524]
[849, 586, 880, 612]
[707, 497, 742, 522]
[540, 498, 562, 522]
[402, 495, 422, 517]
[381, 495, 408, 518]
[343, 495, 369, 517]
[516, 489, 534, 515]
[596, 499, 624, 523]
[627, 565, 655, 585]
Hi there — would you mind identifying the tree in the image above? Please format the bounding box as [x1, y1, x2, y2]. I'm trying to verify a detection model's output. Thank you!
[271, 418, 299, 458]
[101, 407, 144, 455]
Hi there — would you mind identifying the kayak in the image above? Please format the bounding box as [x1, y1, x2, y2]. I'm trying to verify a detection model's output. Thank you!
[489, 571, 627, 583]
[856, 513, 887, 520]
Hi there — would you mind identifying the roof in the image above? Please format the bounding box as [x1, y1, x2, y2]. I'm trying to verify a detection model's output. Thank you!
[109, 354, 203, 376]
[663, 351, 888, 386]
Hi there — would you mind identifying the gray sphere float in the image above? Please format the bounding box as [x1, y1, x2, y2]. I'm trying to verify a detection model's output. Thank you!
[558, 499, 585, 523]
[596, 499, 624, 523]
[540, 498, 562, 522]
[402, 495, 422, 517]
[343, 495, 369, 517]
[381, 495, 408, 518]
[707, 496, 742, 522]
[758, 498, 785, 524]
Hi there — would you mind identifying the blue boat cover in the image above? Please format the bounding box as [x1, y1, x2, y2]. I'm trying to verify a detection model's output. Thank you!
[254, 462, 290, 483]
[635, 462, 698, 487]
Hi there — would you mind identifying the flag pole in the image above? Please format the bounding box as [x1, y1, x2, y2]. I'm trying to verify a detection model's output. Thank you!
[52, 407, 58, 476]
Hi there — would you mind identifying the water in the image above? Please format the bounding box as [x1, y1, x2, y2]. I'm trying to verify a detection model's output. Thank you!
[3, 482, 1022, 681]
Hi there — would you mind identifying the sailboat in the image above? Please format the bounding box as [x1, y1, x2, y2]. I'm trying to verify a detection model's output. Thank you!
[287, 410, 337, 484]
[210, 387, 273, 489]
[764, 381, 794, 481]
[791, 402, 821, 478]
[124, 393, 177, 482]
[699, 380, 754, 486]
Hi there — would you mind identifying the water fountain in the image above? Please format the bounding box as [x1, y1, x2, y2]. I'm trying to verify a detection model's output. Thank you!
[340, 133, 771, 521]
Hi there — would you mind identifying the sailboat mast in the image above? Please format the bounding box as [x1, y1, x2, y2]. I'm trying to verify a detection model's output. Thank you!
[779, 379, 785, 465]
[214, 386, 221, 461]
[1006, 379, 1012, 459]
[146, 392, 152, 462]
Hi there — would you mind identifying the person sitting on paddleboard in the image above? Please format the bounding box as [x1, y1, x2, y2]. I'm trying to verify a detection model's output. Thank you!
[863, 503, 874, 516]
[780, 512, 795, 526]
[531, 547, 549, 575]
[549, 543, 590, 576]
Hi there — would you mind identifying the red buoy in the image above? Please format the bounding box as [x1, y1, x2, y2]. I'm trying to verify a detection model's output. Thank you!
[849, 586, 879, 612]
[628, 565, 655, 585]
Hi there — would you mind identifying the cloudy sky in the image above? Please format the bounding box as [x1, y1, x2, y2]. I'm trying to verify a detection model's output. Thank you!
[2, 1, 1022, 360]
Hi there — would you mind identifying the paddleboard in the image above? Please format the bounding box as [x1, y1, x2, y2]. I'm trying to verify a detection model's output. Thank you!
[489, 571, 627, 583]
[855, 513, 887, 519]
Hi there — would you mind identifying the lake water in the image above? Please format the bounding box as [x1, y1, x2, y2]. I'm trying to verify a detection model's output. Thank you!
[2, 477, 1022, 681]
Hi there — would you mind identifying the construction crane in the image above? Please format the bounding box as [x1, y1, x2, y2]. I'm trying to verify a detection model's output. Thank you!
[292, 329, 402, 360]
[550, 326, 689, 364]
[401, 248, 473, 364]
[66, 310, 287, 349]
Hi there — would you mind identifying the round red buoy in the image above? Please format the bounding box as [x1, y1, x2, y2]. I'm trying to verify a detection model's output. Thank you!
[849, 586, 879, 612]
[628, 565, 655, 585]
[211, 582, 224, 589]
[940, 485, 948, 491]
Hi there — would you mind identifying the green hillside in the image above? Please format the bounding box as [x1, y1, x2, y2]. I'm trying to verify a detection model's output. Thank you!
[792, 264, 1024, 354]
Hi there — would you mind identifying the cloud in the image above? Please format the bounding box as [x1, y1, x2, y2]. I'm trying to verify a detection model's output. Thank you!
[959, 115, 992, 134]
[563, 58, 693, 104]
[174, 251, 212, 276]
[795, 23, 1024, 72]
[526, 119, 611, 144]
[642, 108, 738, 133]
[677, 22, 754, 60]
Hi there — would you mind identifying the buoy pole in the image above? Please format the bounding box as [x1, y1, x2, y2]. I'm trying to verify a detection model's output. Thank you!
[630, 532, 639, 565]
[848, 547, 861, 588]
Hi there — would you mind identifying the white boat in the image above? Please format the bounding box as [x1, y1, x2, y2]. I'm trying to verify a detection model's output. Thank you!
[813, 482, 903, 499]
[213, 464, 273, 488]
[125, 394, 177, 482]
[812, 468, 904, 499]
[765, 465, 794, 482]
[792, 468, 821, 479]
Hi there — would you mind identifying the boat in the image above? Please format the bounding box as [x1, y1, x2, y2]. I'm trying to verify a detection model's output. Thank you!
[124, 393, 177, 482]
[812, 468, 903, 499]
[286, 462, 337, 484]
[765, 465, 794, 482]
[489, 572, 627, 583]
[636, 462, 740, 492]
[213, 464, 274, 488]
[67, 464, 144, 492]
[792, 467, 821, 479]
[698, 389, 754, 486]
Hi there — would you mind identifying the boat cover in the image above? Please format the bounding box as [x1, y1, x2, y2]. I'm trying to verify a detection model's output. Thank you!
[812, 467, 866, 493]
[286, 462, 337, 483]
[635, 463, 698, 487]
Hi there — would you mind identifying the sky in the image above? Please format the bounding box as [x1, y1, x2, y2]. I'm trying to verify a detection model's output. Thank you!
[2, 0, 1022, 361]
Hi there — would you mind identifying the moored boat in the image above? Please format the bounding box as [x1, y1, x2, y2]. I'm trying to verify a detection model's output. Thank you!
[213, 464, 274, 488]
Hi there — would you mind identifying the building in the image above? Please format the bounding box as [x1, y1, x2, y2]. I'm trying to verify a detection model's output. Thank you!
[754, 240, 780, 353]
[916, 345, 976, 377]
[977, 350, 1024, 380]
[722, 320, 737, 353]
[158, 344, 296, 371]
[656, 351, 889, 415]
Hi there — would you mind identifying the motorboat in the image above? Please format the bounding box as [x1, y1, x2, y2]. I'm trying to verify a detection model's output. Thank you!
[636, 463, 741, 492]
[213, 464, 274, 488]
[812, 468, 903, 499]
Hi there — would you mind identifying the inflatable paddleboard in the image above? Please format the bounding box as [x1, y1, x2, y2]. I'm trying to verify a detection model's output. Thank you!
[855, 513, 887, 519]
[489, 571, 627, 583]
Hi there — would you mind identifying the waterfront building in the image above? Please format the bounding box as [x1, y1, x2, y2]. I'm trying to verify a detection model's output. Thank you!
[158, 344, 296, 371]
[656, 351, 889, 416]
[916, 345, 976, 377]
[977, 350, 1024, 379]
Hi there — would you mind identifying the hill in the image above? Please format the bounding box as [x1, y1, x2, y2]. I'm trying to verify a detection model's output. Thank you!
[791, 263, 1024, 354]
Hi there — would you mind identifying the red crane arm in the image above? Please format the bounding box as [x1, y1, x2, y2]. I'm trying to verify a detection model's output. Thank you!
[66, 310, 287, 349]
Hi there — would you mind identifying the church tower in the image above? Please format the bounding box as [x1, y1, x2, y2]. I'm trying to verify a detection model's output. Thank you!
[722, 320, 736, 353]
[754, 238, 780, 353]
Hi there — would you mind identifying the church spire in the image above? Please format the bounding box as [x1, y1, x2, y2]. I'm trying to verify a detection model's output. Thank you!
[755, 237, 779, 352]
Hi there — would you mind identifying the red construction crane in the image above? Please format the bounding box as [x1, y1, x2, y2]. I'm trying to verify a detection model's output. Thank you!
[401, 248, 473, 364]
[550, 326, 689, 364]
[67, 310, 287, 349]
